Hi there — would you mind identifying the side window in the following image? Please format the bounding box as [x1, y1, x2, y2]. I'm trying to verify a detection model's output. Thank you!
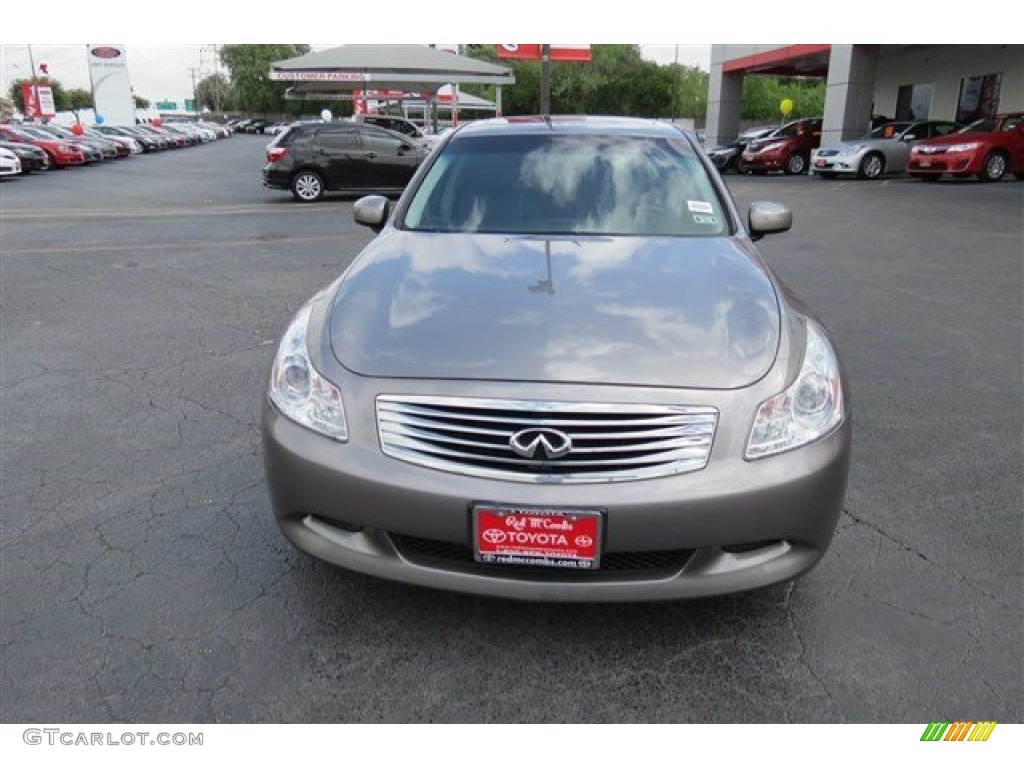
[391, 121, 417, 138]
[1001, 117, 1022, 132]
[361, 126, 405, 154]
[316, 127, 358, 150]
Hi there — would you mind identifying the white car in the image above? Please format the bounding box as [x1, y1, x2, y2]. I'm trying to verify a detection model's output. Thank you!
[352, 114, 441, 149]
[0, 146, 23, 177]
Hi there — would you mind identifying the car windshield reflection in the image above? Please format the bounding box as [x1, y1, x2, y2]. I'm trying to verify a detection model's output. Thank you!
[402, 134, 726, 237]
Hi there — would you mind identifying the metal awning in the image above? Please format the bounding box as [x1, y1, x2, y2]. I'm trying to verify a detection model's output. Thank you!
[270, 45, 514, 98]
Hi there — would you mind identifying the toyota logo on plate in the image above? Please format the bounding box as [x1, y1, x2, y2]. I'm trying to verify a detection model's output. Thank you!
[509, 428, 572, 460]
[482, 529, 506, 544]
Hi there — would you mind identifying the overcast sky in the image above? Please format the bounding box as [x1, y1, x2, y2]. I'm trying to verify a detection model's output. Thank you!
[0, 44, 712, 109]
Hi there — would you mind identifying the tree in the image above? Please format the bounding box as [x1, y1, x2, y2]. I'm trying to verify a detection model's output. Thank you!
[195, 73, 233, 113]
[65, 88, 94, 121]
[460, 45, 691, 119]
[220, 44, 311, 114]
[133, 95, 151, 110]
[741, 76, 826, 121]
[667, 64, 708, 121]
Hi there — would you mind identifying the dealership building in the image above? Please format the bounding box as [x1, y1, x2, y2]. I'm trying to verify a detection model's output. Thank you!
[706, 44, 1023, 146]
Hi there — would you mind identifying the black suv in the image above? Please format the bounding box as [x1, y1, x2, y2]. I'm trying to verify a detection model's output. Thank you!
[263, 122, 430, 202]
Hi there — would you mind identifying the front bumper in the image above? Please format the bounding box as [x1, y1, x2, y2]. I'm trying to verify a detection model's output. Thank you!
[706, 149, 738, 170]
[740, 151, 785, 171]
[53, 152, 86, 166]
[262, 383, 851, 602]
[811, 150, 864, 176]
[907, 150, 980, 176]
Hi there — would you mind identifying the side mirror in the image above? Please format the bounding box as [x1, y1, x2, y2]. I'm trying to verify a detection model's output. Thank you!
[748, 201, 792, 241]
[353, 195, 390, 232]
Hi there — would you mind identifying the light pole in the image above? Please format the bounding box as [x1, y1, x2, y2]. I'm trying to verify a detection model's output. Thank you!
[188, 65, 200, 118]
[540, 44, 551, 116]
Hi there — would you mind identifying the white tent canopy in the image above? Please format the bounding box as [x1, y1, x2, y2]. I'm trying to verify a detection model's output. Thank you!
[270, 44, 514, 98]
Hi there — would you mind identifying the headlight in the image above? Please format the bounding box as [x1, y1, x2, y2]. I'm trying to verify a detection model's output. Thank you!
[758, 141, 787, 154]
[945, 142, 980, 153]
[268, 304, 348, 441]
[746, 320, 844, 459]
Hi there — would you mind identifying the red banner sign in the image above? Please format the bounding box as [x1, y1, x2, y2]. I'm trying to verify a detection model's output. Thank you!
[496, 44, 592, 62]
[20, 83, 56, 118]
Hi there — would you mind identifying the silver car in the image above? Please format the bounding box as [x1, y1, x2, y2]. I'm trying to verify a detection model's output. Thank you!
[811, 120, 960, 179]
[262, 116, 852, 602]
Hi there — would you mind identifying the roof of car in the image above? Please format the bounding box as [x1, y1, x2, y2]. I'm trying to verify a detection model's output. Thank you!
[451, 116, 689, 139]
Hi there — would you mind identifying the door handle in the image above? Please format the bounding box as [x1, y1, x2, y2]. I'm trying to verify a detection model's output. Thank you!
[366, 152, 377, 159]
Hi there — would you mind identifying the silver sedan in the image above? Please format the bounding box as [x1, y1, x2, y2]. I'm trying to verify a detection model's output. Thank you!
[262, 116, 852, 602]
[812, 120, 960, 179]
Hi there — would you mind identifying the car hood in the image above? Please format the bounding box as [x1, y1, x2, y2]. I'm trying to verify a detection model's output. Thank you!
[825, 137, 892, 151]
[746, 136, 789, 151]
[914, 131, 988, 147]
[328, 231, 781, 389]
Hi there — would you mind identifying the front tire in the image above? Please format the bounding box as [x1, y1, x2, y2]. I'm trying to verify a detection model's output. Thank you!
[858, 152, 885, 180]
[979, 152, 1007, 182]
[785, 152, 808, 175]
[290, 171, 324, 202]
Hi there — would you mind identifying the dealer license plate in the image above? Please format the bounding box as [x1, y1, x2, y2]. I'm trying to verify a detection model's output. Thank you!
[473, 505, 602, 569]
[919, 159, 931, 167]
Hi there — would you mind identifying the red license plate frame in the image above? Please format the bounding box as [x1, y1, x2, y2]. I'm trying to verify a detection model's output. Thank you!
[473, 505, 603, 570]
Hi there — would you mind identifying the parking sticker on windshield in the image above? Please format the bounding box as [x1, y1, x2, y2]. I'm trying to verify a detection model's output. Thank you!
[693, 214, 719, 225]
[687, 200, 714, 214]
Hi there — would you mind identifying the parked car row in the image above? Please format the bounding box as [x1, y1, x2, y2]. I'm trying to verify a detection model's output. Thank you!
[812, 112, 1024, 182]
[811, 120, 961, 179]
[0, 119, 233, 176]
[230, 118, 275, 134]
[705, 125, 776, 173]
[705, 112, 1024, 183]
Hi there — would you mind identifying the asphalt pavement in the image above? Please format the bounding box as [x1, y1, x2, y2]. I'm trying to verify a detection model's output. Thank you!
[1, 134, 1021, 723]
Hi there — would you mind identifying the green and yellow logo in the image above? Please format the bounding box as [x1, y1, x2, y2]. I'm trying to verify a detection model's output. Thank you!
[921, 721, 997, 742]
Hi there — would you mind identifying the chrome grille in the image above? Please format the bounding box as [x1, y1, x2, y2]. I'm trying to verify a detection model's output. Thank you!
[377, 396, 717, 483]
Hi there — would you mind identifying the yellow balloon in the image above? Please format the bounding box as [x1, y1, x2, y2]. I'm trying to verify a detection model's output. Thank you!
[780, 98, 794, 117]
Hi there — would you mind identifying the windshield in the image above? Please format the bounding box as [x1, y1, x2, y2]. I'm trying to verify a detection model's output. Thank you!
[21, 127, 55, 139]
[958, 118, 997, 134]
[402, 133, 727, 237]
[5, 127, 41, 141]
[867, 122, 913, 139]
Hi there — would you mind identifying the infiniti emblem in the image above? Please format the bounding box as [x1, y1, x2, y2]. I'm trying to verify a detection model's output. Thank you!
[509, 428, 573, 460]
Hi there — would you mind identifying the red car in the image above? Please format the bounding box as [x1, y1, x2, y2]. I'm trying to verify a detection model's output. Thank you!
[741, 117, 823, 175]
[907, 112, 1024, 182]
[0, 124, 86, 167]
